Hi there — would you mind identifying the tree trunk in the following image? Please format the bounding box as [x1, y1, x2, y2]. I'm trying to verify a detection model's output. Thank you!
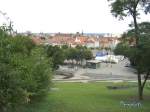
[132, 8, 142, 100]
[137, 72, 143, 100]
[133, 14, 139, 46]
[140, 71, 150, 100]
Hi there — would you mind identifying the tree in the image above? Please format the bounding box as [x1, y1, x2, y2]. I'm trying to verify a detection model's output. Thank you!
[75, 45, 87, 65]
[127, 22, 150, 38]
[83, 49, 93, 60]
[61, 44, 69, 49]
[46, 45, 65, 70]
[109, 0, 150, 100]
[64, 46, 92, 66]
[109, 0, 150, 44]
[0, 28, 52, 112]
[114, 42, 130, 56]
[114, 22, 150, 100]
[66, 48, 78, 65]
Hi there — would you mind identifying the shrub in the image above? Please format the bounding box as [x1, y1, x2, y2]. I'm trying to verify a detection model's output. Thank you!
[0, 30, 52, 112]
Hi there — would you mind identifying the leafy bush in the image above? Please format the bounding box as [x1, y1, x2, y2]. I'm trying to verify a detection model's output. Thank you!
[0, 30, 52, 112]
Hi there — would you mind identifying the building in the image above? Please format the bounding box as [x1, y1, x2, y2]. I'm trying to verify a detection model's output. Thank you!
[31, 33, 120, 49]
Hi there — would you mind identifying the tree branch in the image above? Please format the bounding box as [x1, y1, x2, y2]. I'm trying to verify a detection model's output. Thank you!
[135, 0, 140, 8]
[125, 6, 134, 16]
[142, 71, 150, 89]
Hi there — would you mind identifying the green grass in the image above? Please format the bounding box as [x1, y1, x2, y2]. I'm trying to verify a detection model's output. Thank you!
[20, 82, 150, 112]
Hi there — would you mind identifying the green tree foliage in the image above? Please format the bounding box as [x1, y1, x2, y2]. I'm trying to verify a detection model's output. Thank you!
[114, 42, 130, 56]
[75, 45, 92, 60]
[114, 22, 150, 100]
[46, 45, 65, 69]
[66, 46, 93, 66]
[61, 44, 69, 49]
[109, 0, 150, 100]
[46, 45, 93, 68]
[109, 0, 150, 44]
[0, 28, 52, 112]
[66, 47, 79, 61]
[129, 22, 150, 38]
[83, 49, 93, 60]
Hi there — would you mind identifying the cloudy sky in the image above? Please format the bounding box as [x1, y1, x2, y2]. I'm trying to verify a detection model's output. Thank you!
[0, 0, 149, 34]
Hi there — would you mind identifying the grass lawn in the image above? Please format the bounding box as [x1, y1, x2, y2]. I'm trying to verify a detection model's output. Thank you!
[20, 82, 150, 112]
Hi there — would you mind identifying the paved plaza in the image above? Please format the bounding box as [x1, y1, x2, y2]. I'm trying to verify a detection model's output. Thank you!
[53, 59, 139, 81]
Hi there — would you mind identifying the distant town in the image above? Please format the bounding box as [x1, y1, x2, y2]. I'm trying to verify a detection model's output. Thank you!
[20, 32, 121, 49]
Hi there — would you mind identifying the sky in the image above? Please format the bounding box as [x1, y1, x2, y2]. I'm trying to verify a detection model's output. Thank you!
[0, 0, 149, 34]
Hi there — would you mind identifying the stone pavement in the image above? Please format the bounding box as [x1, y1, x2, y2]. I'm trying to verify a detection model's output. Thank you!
[53, 59, 140, 82]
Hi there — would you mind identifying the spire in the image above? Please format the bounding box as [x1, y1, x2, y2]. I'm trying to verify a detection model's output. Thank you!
[81, 30, 83, 35]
